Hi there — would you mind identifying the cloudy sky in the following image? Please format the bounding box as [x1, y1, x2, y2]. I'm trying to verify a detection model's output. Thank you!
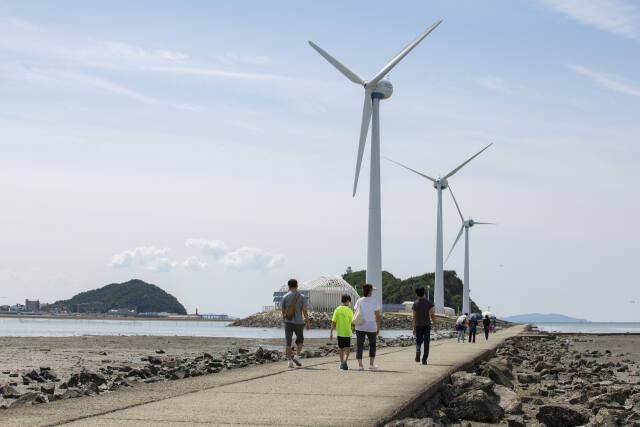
[1, 1, 638, 321]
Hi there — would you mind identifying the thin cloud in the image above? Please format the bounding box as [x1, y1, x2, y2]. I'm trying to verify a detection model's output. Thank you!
[220, 247, 284, 271]
[185, 238, 284, 271]
[185, 238, 229, 259]
[569, 64, 640, 97]
[540, 0, 640, 40]
[109, 246, 177, 272]
[475, 76, 538, 98]
[182, 256, 208, 271]
[0, 18, 306, 86]
[476, 76, 514, 95]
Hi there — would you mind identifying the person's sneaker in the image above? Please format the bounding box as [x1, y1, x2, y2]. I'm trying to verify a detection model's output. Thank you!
[340, 362, 348, 370]
[287, 360, 294, 368]
[358, 366, 365, 371]
[292, 355, 302, 366]
[369, 364, 379, 371]
[415, 351, 421, 362]
[422, 360, 428, 365]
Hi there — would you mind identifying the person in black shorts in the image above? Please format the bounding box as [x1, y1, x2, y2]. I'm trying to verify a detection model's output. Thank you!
[330, 295, 354, 370]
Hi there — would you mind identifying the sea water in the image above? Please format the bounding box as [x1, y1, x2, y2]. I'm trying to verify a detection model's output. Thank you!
[533, 322, 640, 333]
[0, 317, 414, 338]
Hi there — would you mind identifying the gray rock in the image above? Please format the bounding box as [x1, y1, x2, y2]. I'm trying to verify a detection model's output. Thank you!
[445, 389, 504, 422]
[482, 361, 514, 389]
[0, 385, 21, 399]
[60, 388, 84, 399]
[506, 415, 525, 427]
[147, 356, 162, 365]
[385, 418, 443, 427]
[41, 369, 58, 381]
[493, 384, 522, 414]
[517, 373, 540, 384]
[536, 405, 589, 427]
[450, 371, 495, 396]
[593, 408, 620, 426]
[9, 392, 47, 407]
[40, 384, 55, 395]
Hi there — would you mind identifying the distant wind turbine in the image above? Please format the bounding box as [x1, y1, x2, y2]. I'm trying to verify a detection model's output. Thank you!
[309, 20, 443, 305]
[385, 143, 492, 309]
[445, 184, 495, 314]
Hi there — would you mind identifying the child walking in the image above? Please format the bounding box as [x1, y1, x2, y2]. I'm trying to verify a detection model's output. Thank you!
[329, 294, 354, 370]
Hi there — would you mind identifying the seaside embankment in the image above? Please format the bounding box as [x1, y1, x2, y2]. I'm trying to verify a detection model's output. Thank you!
[2, 326, 638, 425]
[1, 325, 524, 426]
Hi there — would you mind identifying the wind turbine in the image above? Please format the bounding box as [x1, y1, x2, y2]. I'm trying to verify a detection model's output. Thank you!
[385, 143, 492, 309]
[309, 20, 442, 305]
[445, 184, 495, 314]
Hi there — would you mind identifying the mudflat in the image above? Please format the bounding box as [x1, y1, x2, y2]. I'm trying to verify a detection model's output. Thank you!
[0, 335, 332, 385]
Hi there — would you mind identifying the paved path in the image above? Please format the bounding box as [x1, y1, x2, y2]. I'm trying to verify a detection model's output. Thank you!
[3, 325, 526, 426]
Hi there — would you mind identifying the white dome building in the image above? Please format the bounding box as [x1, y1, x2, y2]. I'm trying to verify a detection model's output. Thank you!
[274, 276, 360, 313]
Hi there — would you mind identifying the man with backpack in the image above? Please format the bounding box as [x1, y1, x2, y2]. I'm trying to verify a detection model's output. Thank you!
[281, 278, 310, 368]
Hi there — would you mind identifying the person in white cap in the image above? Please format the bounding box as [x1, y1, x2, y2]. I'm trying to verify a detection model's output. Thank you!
[352, 283, 381, 371]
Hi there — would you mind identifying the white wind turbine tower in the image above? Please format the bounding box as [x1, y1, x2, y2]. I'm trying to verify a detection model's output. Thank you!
[309, 20, 442, 305]
[386, 143, 492, 310]
[445, 185, 495, 314]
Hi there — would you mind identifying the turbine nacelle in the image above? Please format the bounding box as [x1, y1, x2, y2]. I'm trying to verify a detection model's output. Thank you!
[465, 219, 475, 228]
[433, 178, 448, 190]
[366, 78, 393, 99]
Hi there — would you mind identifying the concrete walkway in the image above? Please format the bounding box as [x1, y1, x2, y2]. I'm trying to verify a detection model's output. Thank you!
[3, 325, 526, 426]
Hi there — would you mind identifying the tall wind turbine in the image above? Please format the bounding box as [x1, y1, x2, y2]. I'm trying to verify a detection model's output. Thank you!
[309, 20, 442, 305]
[385, 143, 492, 309]
[445, 184, 495, 314]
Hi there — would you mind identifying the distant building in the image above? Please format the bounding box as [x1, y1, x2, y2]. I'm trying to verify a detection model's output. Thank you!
[25, 299, 40, 312]
[0, 305, 10, 311]
[107, 308, 136, 316]
[14, 303, 25, 311]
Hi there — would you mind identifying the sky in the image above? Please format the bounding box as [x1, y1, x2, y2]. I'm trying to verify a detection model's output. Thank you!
[0, 1, 638, 321]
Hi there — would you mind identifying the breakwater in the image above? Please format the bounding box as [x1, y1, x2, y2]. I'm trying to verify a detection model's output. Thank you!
[230, 310, 462, 330]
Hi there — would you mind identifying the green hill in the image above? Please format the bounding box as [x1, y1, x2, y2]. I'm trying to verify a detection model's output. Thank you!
[51, 279, 187, 314]
[342, 270, 480, 313]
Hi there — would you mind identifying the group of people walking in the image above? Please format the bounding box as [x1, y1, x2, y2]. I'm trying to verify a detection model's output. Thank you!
[280, 278, 439, 370]
[455, 312, 497, 343]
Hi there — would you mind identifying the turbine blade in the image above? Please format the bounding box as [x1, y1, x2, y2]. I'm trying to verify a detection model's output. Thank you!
[308, 41, 365, 85]
[474, 222, 496, 225]
[443, 142, 493, 180]
[446, 225, 465, 264]
[353, 90, 372, 196]
[384, 157, 436, 182]
[448, 184, 464, 223]
[368, 20, 443, 86]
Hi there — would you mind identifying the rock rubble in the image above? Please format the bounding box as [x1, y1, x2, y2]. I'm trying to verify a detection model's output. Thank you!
[386, 331, 640, 426]
[230, 310, 463, 331]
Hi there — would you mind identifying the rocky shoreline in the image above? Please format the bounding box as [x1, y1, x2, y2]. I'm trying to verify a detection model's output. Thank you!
[0, 335, 423, 410]
[386, 330, 640, 426]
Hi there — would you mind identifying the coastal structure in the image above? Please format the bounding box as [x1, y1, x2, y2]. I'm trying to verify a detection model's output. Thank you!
[308, 20, 442, 306]
[273, 276, 360, 313]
